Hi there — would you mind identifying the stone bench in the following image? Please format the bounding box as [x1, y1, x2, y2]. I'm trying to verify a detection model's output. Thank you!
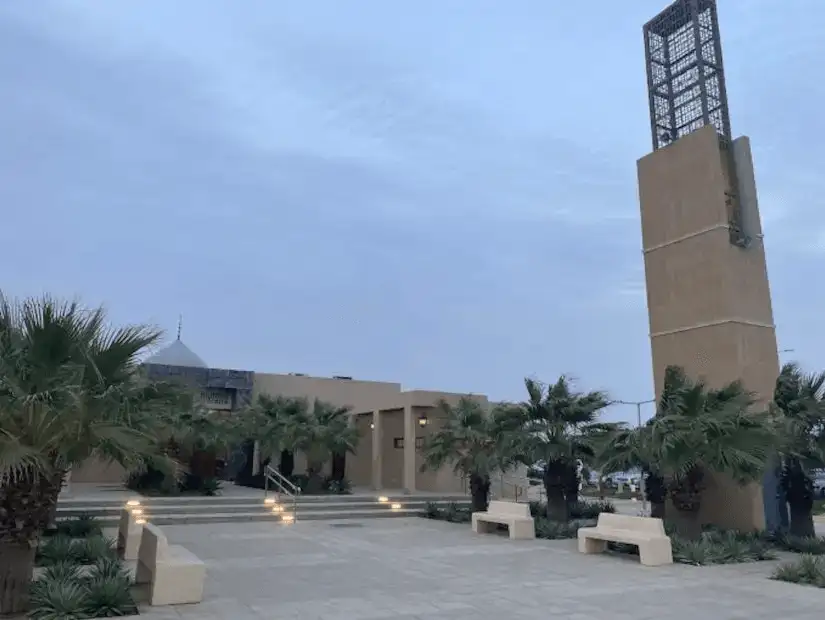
[471, 500, 535, 540]
[117, 507, 143, 561]
[135, 523, 206, 606]
[577, 513, 672, 566]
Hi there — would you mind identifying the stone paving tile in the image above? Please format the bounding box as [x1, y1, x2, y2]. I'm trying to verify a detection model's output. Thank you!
[137, 518, 824, 620]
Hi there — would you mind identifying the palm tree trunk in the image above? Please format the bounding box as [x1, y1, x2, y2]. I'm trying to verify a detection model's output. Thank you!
[0, 473, 60, 614]
[563, 464, 580, 514]
[789, 501, 815, 538]
[0, 542, 35, 614]
[279, 450, 295, 477]
[468, 474, 490, 512]
[331, 452, 346, 482]
[784, 469, 815, 538]
[650, 502, 666, 520]
[544, 464, 568, 521]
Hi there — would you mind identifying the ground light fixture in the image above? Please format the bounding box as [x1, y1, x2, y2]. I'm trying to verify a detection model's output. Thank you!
[126, 500, 140, 507]
[390, 503, 402, 511]
[417, 414, 428, 427]
[264, 498, 276, 506]
[271, 505, 283, 513]
[377, 496, 389, 503]
[135, 518, 147, 525]
[281, 514, 295, 524]
[131, 508, 143, 516]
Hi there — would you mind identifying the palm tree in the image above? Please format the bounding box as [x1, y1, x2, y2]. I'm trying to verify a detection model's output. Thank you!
[595, 422, 668, 519]
[420, 397, 521, 512]
[0, 294, 179, 614]
[299, 400, 358, 492]
[513, 377, 612, 522]
[602, 366, 775, 538]
[773, 362, 825, 537]
[244, 394, 308, 476]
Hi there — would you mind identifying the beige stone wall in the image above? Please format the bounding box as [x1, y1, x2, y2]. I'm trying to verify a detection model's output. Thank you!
[253, 373, 402, 413]
[638, 125, 780, 531]
[71, 458, 127, 484]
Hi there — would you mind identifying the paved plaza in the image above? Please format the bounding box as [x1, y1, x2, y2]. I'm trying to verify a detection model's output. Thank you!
[138, 518, 822, 620]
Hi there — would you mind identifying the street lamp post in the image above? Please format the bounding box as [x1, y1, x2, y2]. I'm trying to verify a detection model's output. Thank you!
[614, 399, 656, 515]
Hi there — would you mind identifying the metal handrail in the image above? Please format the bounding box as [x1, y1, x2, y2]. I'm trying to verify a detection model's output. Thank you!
[264, 465, 300, 522]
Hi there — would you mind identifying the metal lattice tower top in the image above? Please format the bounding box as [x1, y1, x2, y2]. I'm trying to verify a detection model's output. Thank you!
[643, 0, 731, 151]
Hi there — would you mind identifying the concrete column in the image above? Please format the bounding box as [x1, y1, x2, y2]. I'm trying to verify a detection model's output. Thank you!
[403, 404, 416, 494]
[371, 410, 382, 490]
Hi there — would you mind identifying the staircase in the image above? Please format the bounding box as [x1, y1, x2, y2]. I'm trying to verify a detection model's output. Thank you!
[56, 489, 471, 527]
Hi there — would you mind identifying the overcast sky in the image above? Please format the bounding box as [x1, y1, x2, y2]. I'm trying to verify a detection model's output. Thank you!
[1, 1, 822, 423]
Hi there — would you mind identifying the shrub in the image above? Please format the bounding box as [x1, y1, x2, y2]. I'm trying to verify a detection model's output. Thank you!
[424, 502, 441, 519]
[445, 502, 471, 523]
[74, 536, 117, 565]
[199, 477, 222, 496]
[48, 515, 102, 539]
[772, 555, 825, 588]
[529, 500, 615, 520]
[323, 477, 352, 495]
[28, 580, 88, 620]
[774, 534, 825, 555]
[84, 574, 137, 617]
[87, 558, 131, 582]
[534, 518, 594, 540]
[37, 535, 82, 567]
[569, 500, 616, 520]
[40, 561, 82, 584]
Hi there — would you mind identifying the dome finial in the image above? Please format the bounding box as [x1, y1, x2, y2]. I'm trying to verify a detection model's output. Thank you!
[177, 314, 182, 341]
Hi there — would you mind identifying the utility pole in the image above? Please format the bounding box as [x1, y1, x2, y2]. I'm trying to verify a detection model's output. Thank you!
[614, 399, 656, 514]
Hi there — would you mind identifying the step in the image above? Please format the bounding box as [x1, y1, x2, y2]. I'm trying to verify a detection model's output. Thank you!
[57, 494, 470, 510]
[57, 499, 464, 517]
[57, 508, 422, 526]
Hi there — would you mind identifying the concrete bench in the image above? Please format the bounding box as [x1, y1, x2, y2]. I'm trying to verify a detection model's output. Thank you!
[472, 500, 535, 540]
[135, 523, 206, 606]
[577, 513, 672, 566]
[117, 507, 143, 561]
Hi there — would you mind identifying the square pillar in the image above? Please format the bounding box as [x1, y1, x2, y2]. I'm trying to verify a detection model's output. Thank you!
[371, 410, 382, 490]
[403, 405, 416, 494]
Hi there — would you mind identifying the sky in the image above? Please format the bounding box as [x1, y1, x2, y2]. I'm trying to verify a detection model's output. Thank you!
[1, 1, 823, 424]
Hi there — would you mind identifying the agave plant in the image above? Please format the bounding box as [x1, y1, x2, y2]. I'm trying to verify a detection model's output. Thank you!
[84, 574, 137, 617]
[27, 579, 88, 620]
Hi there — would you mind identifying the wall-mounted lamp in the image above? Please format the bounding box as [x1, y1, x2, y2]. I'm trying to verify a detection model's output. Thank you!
[417, 414, 428, 427]
[370, 422, 375, 429]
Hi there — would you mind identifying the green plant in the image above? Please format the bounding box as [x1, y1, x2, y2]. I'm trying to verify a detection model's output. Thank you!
[568, 500, 616, 520]
[419, 397, 523, 512]
[324, 477, 352, 495]
[424, 502, 441, 519]
[27, 579, 88, 620]
[509, 376, 614, 522]
[47, 515, 103, 539]
[84, 574, 137, 617]
[87, 558, 131, 583]
[774, 534, 825, 555]
[773, 363, 825, 538]
[772, 554, 825, 588]
[199, 477, 222, 496]
[534, 518, 593, 540]
[444, 502, 471, 523]
[37, 536, 82, 567]
[39, 561, 82, 584]
[598, 366, 776, 535]
[73, 536, 117, 565]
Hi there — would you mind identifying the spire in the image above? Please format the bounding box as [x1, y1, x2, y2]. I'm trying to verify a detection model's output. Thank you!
[177, 314, 182, 341]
